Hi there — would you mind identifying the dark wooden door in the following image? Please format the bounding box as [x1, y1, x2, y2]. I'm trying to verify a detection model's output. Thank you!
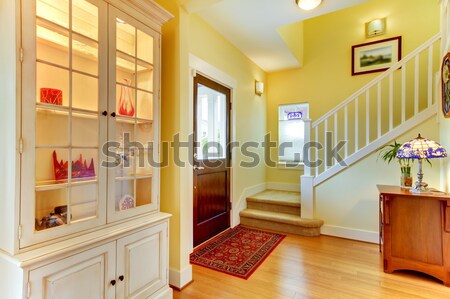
[193, 74, 231, 247]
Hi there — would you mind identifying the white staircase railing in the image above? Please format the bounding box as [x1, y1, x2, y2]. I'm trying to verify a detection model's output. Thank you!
[301, 33, 441, 219]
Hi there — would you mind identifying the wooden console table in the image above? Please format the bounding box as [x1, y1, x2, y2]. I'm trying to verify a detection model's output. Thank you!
[378, 185, 450, 286]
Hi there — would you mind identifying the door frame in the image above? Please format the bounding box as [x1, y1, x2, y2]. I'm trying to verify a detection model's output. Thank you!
[187, 55, 237, 252]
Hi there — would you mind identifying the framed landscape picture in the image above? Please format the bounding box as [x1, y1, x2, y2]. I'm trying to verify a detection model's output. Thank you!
[352, 36, 402, 76]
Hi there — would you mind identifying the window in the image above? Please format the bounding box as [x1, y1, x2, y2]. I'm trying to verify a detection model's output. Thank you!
[278, 103, 309, 165]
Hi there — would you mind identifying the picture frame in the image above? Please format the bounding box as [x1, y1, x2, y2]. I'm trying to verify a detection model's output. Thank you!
[352, 36, 402, 76]
[441, 52, 450, 118]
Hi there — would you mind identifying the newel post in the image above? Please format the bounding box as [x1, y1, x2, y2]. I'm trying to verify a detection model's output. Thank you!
[301, 118, 314, 219]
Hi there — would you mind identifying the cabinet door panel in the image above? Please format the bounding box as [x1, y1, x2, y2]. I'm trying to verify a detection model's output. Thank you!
[116, 222, 168, 299]
[21, 0, 108, 247]
[29, 242, 115, 299]
[107, 6, 160, 223]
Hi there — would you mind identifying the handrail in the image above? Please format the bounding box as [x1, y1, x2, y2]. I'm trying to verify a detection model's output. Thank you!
[312, 33, 441, 128]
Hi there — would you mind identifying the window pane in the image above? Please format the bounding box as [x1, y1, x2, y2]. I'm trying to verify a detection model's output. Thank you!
[137, 29, 153, 63]
[36, 23, 69, 68]
[35, 188, 68, 231]
[136, 91, 153, 120]
[278, 103, 309, 162]
[116, 21, 135, 56]
[36, 148, 68, 185]
[72, 72, 98, 111]
[72, 112, 99, 147]
[71, 183, 98, 221]
[36, 107, 69, 147]
[115, 180, 135, 211]
[196, 84, 226, 160]
[71, 148, 98, 182]
[37, 63, 69, 107]
[37, 0, 69, 29]
[72, 0, 98, 41]
[136, 178, 151, 207]
[72, 36, 99, 76]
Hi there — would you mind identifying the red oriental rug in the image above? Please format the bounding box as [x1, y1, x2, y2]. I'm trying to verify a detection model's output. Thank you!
[189, 225, 285, 279]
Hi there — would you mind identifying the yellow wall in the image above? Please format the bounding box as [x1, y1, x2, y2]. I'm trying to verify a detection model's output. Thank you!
[155, 1, 267, 285]
[317, 118, 441, 232]
[267, 0, 441, 184]
[189, 15, 267, 215]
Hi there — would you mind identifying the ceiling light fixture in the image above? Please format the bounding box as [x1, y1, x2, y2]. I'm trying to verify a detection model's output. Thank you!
[296, 0, 322, 11]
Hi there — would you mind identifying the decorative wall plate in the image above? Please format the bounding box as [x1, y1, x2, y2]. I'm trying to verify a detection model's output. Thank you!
[442, 52, 450, 118]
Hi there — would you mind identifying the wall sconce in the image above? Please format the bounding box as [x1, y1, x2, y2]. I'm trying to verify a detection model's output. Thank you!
[365, 18, 386, 38]
[296, 0, 322, 11]
[255, 81, 264, 96]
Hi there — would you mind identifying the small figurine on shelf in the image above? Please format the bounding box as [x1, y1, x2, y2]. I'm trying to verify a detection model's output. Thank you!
[53, 151, 95, 181]
[40, 88, 63, 105]
[35, 205, 69, 231]
[118, 78, 135, 117]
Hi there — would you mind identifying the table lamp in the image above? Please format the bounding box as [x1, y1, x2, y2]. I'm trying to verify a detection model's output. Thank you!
[396, 134, 447, 193]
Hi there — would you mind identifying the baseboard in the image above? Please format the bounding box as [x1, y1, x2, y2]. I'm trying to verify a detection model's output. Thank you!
[169, 265, 192, 289]
[151, 286, 173, 299]
[232, 183, 267, 227]
[266, 182, 300, 192]
[321, 225, 378, 244]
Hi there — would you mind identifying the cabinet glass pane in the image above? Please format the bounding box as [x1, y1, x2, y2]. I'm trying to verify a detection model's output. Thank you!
[116, 21, 135, 56]
[136, 91, 153, 120]
[71, 148, 98, 182]
[136, 178, 151, 207]
[72, 0, 98, 41]
[72, 36, 99, 76]
[137, 29, 153, 64]
[116, 119, 135, 143]
[36, 148, 68, 186]
[36, 108, 69, 147]
[72, 112, 99, 147]
[37, 0, 69, 29]
[35, 188, 68, 231]
[137, 64, 153, 92]
[136, 149, 152, 176]
[72, 72, 98, 111]
[117, 53, 136, 86]
[37, 63, 69, 107]
[71, 183, 98, 221]
[115, 179, 135, 211]
[37, 23, 69, 68]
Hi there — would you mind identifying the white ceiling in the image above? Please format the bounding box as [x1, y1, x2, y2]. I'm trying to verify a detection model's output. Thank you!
[185, 0, 369, 72]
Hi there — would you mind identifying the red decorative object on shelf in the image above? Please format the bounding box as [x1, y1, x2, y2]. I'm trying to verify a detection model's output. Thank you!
[118, 78, 135, 116]
[52, 151, 95, 181]
[40, 88, 63, 105]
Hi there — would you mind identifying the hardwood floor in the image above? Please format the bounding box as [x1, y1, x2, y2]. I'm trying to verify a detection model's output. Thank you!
[173, 233, 450, 299]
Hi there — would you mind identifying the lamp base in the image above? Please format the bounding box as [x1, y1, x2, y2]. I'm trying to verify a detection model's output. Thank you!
[409, 181, 431, 194]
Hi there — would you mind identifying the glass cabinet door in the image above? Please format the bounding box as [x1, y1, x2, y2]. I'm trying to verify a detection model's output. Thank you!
[21, 0, 107, 247]
[107, 7, 159, 222]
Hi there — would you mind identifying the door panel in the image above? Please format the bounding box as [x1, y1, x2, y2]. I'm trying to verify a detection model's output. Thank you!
[29, 242, 116, 299]
[116, 223, 168, 299]
[193, 74, 231, 247]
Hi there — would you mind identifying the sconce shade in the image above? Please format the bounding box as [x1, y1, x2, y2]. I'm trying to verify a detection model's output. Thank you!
[366, 18, 386, 38]
[396, 134, 447, 160]
[255, 81, 264, 96]
[296, 0, 322, 11]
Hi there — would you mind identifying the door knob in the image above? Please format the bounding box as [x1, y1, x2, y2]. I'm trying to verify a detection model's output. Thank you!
[119, 275, 124, 281]
[110, 280, 116, 286]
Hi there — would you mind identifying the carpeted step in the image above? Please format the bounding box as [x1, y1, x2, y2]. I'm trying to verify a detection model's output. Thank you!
[246, 190, 301, 215]
[239, 209, 323, 237]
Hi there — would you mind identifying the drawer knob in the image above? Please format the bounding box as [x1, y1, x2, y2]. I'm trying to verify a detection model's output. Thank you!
[119, 275, 124, 281]
[110, 280, 116, 286]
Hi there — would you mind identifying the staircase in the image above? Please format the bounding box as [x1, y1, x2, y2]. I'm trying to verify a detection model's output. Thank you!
[301, 33, 442, 218]
[240, 34, 442, 235]
[239, 190, 323, 236]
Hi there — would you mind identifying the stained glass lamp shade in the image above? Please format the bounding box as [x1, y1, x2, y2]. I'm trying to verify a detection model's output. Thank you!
[397, 134, 447, 193]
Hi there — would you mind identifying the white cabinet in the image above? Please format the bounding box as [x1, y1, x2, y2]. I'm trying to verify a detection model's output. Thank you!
[28, 221, 170, 299]
[0, 0, 172, 298]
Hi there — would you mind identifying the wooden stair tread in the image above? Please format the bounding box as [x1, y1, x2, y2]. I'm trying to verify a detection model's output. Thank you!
[247, 190, 300, 207]
[239, 209, 323, 228]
